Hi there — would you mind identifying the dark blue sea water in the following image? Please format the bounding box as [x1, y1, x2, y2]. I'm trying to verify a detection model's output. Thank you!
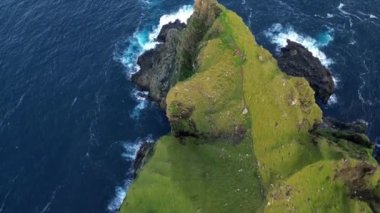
[0, 0, 379, 212]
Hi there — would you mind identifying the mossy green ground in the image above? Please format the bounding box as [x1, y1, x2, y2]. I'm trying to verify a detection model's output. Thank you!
[121, 136, 265, 213]
[122, 2, 379, 212]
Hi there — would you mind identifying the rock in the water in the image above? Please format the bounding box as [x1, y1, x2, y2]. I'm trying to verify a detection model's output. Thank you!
[278, 40, 335, 103]
[132, 24, 184, 108]
[157, 20, 186, 43]
[323, 117, 368, 134]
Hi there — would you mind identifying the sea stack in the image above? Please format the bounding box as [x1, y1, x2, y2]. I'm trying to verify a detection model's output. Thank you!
[278, 39, 335, 104]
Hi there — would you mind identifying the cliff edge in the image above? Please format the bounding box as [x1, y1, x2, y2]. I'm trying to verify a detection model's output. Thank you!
[122, 0, 380, 212]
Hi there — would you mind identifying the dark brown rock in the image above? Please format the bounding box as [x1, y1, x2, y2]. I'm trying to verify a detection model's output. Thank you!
[157, 20, 186, 43]
[278, 40, 335, 103]
[311, 117, 372, 148]
[133, 141, 155, 178]
[132, 27, 183, 108]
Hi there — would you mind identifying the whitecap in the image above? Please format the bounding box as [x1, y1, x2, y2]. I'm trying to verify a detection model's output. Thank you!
[107, 186, 127, 213]
[338, 3, 345, 10]
[332, 76, 341, 88]
[349, 39, 357, 45]
[337, 3, 363, 21]
[71, 97, 78, 107]
[327, 13, 334, 18]
[129, 89, 149, 120]
[121, 142, 142, 160]
[328, 94, 338, 105]
[357, 11, 378, 19]
[264, 23, 334, 67]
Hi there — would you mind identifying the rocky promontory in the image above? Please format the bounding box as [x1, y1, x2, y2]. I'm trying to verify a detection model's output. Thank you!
[131, 21, 184, 108]
[122, 0, 380, 212]
[278, 39, 335, 103]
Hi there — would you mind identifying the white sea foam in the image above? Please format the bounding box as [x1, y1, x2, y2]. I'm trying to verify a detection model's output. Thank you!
[265, 23, 340, 104]
[107, 136, 155, 212]
[332, 76, 341, 89]
[337, 3, 363, 21]
[129, 89, 149, 120]
[71, 97, 78, 107]
[107, 186, 128, 213]
[117, 5, 193, 77]
[264, 23, 334, 67]
[144, 5, 194, 51]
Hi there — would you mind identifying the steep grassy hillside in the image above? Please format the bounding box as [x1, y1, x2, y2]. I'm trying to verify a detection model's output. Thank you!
[121, 1, 379, 212]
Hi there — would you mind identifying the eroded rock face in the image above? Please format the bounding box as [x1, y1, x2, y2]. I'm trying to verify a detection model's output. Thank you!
[335, 161, 380, 211]
[311, 117, 372, 148]
[157, 20, 186, 43]
[132, 23, 183, 108]
[278, 40, 335, 103]
[133, 142, 154, 178]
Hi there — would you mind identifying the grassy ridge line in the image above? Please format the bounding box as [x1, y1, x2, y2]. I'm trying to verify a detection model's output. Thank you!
[223, 9, 323, 187]
[222, 10, 380, 212]
[122, 4, 265, 212]
[122, 2, 379, 212]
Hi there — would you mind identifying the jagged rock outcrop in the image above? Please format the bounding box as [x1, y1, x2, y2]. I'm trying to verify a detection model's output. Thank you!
[133, 142, 154, 178]
[132, 23, 183, 108]
[278, 40, 335, 103]
[132, 0, 223, 107]
[311, 117, 372, 148]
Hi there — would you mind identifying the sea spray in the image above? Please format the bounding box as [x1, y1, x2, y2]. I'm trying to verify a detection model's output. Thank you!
[108, 5, 194, 212]
[265, 23, 339, 105]
[264, 23, 334, 68]
[115, 5, 194, 120]
[107, 136, 154, 212]
[115, 5, 193, 78]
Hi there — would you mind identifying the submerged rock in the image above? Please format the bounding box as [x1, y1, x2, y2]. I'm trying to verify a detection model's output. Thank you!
[278, 40, 335, 103]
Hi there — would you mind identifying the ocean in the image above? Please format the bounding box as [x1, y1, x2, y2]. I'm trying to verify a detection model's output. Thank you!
[0, 0, 379, 212]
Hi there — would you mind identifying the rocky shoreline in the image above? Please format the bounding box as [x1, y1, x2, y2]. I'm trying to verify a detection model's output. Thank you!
[131, 20, 185, 108]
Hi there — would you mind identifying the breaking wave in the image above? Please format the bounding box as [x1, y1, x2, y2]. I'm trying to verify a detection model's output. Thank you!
[264, 23, 334, 68]
[107, 136, 154, 212]
[114, 5, 193, 119]
[115, 5, 193, 77]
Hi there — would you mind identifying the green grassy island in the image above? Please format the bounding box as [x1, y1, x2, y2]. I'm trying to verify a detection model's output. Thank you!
[121, 0, 380, 212]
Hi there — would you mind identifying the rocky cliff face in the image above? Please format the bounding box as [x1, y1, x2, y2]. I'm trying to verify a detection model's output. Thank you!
[122, 1, 380, 212]
[131, 23, 182, 108]
[278, 40, 335, 103]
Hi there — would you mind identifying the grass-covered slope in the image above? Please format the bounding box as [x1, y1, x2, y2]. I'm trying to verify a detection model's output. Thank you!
[122, 1, 379, 212]
[122, 136, 264, 212]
